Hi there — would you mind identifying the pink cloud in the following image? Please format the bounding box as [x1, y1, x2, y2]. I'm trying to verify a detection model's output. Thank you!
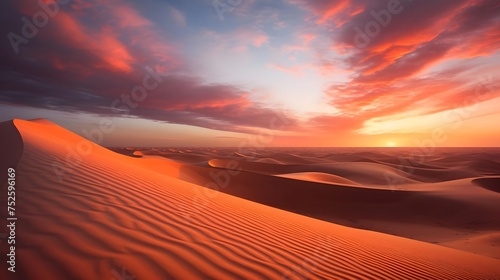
[267, 63, 305, 77]
[202, 28, 269, 54]
[286, 0, 500, 136]
[52, 13, 135, 73]
[252, 34, 269, 47]
[282, 33, 316, 53]
[15, 0, 179, 74]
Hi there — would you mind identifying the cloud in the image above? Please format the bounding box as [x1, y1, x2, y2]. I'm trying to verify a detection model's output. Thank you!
[2, 0, 497, 142]
[168, 6, 186, 27]
[0, 0, 296, 134]
[202, 27, 269, 53]
[267, 63, 304, 77]
[307, 114, 365, 131]
[281, 33, 316, 53]
[285, 0, 500, 135]
[251, 33, 269, 47]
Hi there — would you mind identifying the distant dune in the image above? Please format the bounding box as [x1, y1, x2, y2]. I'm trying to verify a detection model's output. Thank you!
[164, 147, 500, 260]
[1, 119, 500, 279]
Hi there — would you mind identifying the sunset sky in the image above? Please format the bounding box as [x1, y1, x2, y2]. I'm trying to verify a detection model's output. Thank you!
[0, 0, 499, 147]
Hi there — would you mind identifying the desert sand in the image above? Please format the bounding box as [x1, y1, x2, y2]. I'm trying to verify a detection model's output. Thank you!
[1, 119, 500, 279]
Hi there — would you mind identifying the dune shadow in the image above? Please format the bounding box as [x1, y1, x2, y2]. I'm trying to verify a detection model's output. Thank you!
[472, 177, 500, 193]
[0, 120, 24, 189]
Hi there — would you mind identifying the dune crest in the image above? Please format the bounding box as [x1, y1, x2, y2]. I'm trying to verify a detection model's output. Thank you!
[276, 172, 360, 186]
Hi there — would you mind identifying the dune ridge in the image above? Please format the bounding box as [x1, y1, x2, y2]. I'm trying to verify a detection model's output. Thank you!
[1, 119, 500, 279]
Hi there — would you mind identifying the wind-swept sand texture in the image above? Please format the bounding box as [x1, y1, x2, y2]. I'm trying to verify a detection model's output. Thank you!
[1, 119, 500, 279]
[150, 147, 500, 260]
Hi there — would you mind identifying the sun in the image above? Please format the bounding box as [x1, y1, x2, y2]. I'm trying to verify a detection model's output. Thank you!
[386, 141, 396, 147]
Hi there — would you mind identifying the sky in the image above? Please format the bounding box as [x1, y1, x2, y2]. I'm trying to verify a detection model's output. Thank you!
[0, 0, 499, 147]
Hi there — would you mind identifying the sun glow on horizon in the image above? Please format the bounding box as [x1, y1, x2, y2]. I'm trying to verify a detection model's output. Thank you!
[386, 141, 397, 147]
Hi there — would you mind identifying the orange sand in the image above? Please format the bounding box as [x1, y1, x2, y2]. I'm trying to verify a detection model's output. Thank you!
[1, 119, 500, 279]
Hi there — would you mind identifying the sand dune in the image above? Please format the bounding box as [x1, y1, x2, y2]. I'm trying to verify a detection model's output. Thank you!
[472, 177, 500, 193]
[276, 172, 360, 186]
[149, 147, 500, 259]
[442, 231, 500, 259]
[132, 150, 144, 157]
[172, 159, 500, 258]
[1, 119, 500, 279]
[208, 158, 421, 185]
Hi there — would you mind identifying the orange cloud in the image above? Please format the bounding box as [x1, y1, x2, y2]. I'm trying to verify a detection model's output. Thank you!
[304, 0, 500, 138]
[112, 5, 152, 28]
[252, 34, 269, 47]
[282, 33, 317, 53]
[316, 0, 350, 25]
[164, 95, 252, 111]
[54, 13, 134, 72]
[202, 28, 269, 54]
[267, 63, 304, 77]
